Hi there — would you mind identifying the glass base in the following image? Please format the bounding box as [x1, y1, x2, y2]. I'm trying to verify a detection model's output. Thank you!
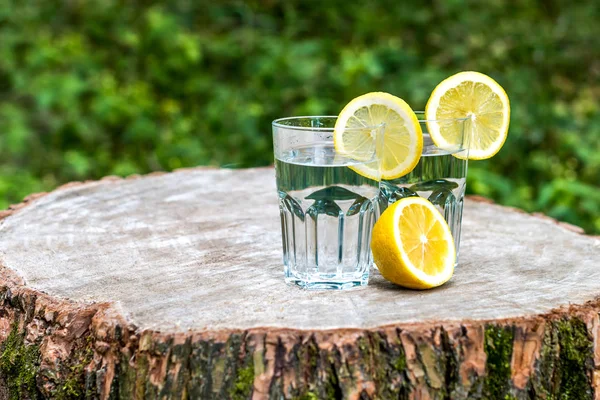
[285, 273, 369, 290]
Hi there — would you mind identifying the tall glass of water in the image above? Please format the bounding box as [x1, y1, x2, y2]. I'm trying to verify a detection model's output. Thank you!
[379, 113, 469, 263]
[273, 116, 384, 290]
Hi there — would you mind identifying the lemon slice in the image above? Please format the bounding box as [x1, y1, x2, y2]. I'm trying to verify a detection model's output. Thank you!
[334, 92, 423, 180]
[425, 71, 510, 160]
[371, 196, 455, 289]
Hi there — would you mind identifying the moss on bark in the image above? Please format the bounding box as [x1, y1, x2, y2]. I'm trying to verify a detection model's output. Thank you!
[0, 321, 41, 400]
[482, 324, 515, 400]
[51, 338, 94, 400]
[230, 365, 254, 400]
[555, 318, 593, 399]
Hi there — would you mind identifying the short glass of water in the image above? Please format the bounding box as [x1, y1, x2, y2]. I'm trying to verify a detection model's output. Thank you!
[379, 113, 469, 264]
[272, 116, 384, 290]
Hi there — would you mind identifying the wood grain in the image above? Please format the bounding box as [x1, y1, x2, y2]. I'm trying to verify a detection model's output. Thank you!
[0, 167, 599, 399]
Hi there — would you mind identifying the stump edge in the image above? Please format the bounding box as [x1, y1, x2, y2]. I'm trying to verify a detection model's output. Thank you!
[0, 169, 599, 399]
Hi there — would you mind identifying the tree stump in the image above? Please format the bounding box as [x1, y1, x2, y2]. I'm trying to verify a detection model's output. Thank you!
[0, 167, 599, 399]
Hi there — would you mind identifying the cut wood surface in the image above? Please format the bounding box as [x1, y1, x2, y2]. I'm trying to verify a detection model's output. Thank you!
[0, 167, 599, 399]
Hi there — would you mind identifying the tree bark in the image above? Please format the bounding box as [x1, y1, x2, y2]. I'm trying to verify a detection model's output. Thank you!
[0, 168, 599, 399]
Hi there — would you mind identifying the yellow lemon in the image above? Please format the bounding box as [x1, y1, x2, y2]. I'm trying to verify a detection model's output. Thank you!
[371, 196, 455, 289]
[425, 71, 510, 160]
[334, 92, 423, 180]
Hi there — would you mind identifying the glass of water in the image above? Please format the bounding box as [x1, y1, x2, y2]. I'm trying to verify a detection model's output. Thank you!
[379, 112, 469, 263]
[272, 116, 384, 290]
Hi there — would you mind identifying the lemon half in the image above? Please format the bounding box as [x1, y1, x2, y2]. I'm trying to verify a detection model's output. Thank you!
[371, 196, 455, 289]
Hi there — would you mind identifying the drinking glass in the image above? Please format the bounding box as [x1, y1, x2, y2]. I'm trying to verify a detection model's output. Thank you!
[379, 112, 469, 263]
[272, 116, 384, 290]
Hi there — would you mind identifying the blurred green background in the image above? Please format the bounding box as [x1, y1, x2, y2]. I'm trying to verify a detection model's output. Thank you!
[0, 1, 599, 233]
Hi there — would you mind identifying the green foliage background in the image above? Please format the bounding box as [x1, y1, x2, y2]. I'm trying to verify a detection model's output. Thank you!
[0, 0, 599, 233]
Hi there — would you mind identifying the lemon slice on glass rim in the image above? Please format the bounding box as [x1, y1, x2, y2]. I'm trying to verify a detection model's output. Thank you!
[425, 71, 510, 160]
[334, 92, 423, 180]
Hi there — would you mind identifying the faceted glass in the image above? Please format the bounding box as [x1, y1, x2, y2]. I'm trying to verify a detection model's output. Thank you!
[273, 116, 384, 290]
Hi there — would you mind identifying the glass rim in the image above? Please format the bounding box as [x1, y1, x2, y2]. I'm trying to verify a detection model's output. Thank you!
[272, 113, 469, 131]
[272, 116, 384, 131]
